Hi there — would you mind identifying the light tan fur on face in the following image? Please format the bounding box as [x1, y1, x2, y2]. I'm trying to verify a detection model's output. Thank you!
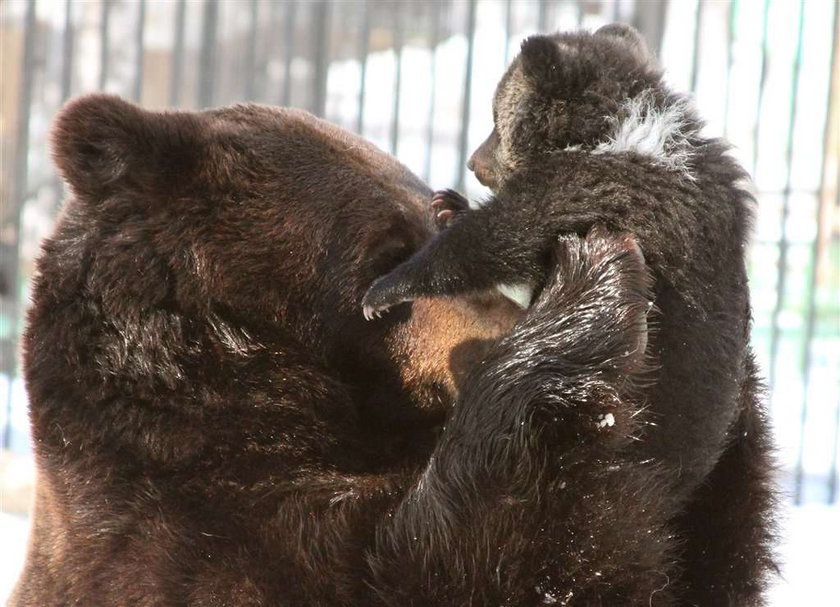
[389, 292, 522, 403]
[492, 66, 530, 176]
[470, 64, 533, 192]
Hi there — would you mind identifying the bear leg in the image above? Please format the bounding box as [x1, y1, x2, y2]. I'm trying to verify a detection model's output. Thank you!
[675, 354, 778, 606]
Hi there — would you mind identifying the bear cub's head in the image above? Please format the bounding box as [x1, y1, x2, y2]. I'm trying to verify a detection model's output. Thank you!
[469, 24, 689, 191]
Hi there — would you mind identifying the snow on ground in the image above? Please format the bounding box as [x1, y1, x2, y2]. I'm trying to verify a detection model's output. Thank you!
[1, 503, 836, 604]
[0, 512, 30, 605]
[769, 503, 839, 605]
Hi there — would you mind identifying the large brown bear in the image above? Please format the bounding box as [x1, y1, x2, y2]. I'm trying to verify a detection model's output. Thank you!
[16, 95, 680, 606]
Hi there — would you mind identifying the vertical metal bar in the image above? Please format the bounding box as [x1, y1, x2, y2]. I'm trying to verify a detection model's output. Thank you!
[689, 0, 703, 95]
[198, 0, 219, 108]
[610, 0, 620, 23]
[134, 0, 146, 102]
[282, 1, 298, 106]
[424, 2, 441, 182]
[61, 0, 74, 101]
[390, 8, 404, 155]
[503, 0, 513, 66]
[456, 0, 477, 192]
[244, 0, 259, 100]
[356, 0, 370, 133]
[99, 0, 111, 90]
[803, 0, 839, 504]
[3, 0, 37, 450]
[828, 170, 840, 504]
[169, 0, 186, 107]
[769, 0, 806, 503]
[771, 0, 806, 390]
[575, 0, 584, 28]
[54, 0, 75, 212]
[538, 0, 549, 32]
[722, 0, 737, 138]
[751, 0, 772, 176]
[631, 0, 666, 56]
[51, 0, 75, 213]
[311, 0, 331, 117]
[263, 0, 284, 104]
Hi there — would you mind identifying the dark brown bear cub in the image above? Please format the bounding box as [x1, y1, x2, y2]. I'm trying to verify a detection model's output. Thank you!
[15, 95, 685, 605]
[364, 25, 778, 605]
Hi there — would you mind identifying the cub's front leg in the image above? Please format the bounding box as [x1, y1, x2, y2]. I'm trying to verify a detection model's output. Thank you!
[371, 228, 678, 606]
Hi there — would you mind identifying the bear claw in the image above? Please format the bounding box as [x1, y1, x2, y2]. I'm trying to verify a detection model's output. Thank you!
[431, 189, 469, 230]
[362, 305, 386, 321]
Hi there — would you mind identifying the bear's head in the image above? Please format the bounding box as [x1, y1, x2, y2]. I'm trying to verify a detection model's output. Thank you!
[469, 24, 682, 190]
[33, 95, 519, 452]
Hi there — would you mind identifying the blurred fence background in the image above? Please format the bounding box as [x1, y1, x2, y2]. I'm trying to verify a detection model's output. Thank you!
[1, 0, 838, 509]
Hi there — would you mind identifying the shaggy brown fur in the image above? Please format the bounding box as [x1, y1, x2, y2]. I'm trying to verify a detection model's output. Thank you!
[14, 95, 682, 605]
[364, 25, 778, 605]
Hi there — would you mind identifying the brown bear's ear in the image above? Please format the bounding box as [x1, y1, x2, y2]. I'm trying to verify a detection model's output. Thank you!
[594, 23, 653, 65]
[51, 94, 204, 202]
[519, 35, 593, 97]
[519, 36, 563, 84]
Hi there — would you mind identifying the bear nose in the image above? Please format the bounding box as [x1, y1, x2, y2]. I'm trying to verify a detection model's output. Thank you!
[466, 155, 475, 172]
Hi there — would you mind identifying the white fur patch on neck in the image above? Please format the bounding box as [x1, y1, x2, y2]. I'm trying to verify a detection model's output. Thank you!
[496, 282, 534, 309]
[594, 91, 696, 178]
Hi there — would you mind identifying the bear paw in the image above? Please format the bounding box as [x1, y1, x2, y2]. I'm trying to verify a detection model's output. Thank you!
[431, 189, 469, 230]
[538, 226, 653, 377]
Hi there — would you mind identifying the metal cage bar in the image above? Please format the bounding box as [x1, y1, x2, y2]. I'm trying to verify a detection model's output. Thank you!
[456, 0, 478, 192]
[134, 0, 146, 102]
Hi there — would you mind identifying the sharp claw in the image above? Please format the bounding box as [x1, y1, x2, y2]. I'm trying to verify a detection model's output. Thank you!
[362, 304, 391, 321]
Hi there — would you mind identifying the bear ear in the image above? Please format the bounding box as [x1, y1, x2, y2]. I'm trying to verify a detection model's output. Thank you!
[519, 35, 564, 84]
[51, 94, 204, 202]
[518, 35, 593, 96]
[595, 23, 653, 65]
